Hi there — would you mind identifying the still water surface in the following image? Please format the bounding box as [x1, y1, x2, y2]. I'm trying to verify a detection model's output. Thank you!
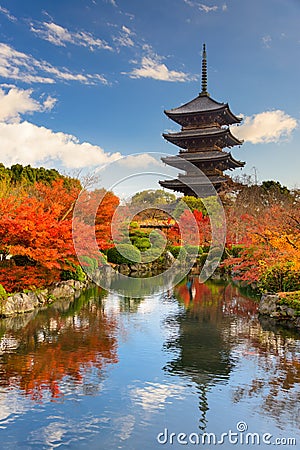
[0, 279, 299, 449]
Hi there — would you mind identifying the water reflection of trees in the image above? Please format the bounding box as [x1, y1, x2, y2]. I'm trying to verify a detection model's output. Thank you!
[231, 319, 300, 428]
[119, 297, 143, 313]
[97, 268, 186, 298]
[166, 277, 300, 429]
[0, 286, 118, 401]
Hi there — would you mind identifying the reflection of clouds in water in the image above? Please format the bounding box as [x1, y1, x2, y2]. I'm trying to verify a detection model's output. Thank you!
[113, 414, 135, 441]
[137, 295, 160, 314]
[28, 416, 110, 448]
[0, 391, 28, 426]
[103, 293, 122, 314]
[131, 382, 185, 413]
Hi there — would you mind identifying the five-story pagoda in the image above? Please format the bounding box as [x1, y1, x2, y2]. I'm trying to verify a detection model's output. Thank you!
[159, 44, 244, 198]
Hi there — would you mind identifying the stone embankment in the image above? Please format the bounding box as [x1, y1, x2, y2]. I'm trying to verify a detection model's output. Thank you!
[259, 293, 300, 330]
[0, 279, 89, 318]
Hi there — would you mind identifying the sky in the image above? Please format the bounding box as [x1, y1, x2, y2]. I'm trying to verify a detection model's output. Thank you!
[0, 0, 299, 194]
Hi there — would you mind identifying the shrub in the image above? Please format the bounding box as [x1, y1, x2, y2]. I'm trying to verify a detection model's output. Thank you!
[61, 263, 86, 282]
[107, 244, 141, 264]
[149, 230, 166, 249]
[129, 230, 149, 239]
[201, 245, 210, 253]
[141, 247, 162, 263]
[134, 237, 151, 251]
[199, 253, 208, 266]
[278, 291, 300, 313]
[228, 244, 244, 258]
[0, 284, 6, 299]
[177, 247, 187, 262]
[185, 245, 203, 257]
[80, 256, 100, 271]
[166, 245, 187, 262]
[258, 264, 300, 293]
[168, 246, 181, 258]
[130, 221, 140, 229]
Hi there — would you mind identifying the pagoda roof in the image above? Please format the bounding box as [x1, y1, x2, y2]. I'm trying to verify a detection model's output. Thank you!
[163, 127, 243, 149]
[161, 152, 245, 170]
[164, 94, 242, 125]
[159, 175, 227, 197]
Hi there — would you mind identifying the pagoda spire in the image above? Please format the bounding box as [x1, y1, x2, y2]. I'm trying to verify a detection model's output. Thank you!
[200, 43, 209, 97]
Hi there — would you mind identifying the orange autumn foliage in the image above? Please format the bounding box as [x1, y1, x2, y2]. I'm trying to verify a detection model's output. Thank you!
[168, 209, 211, 246]
[0, 180, 119, 292]
[224, 203, 300, 285]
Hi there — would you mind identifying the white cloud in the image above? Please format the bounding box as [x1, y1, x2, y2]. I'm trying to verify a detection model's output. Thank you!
[0, 86, 163, 173]
[31, 22, 113, 51]
[122, 25, 132, 34]
[234, 110, 298, 144]
[0, 86, 56, 123]
[43, 95, 57, 111]
[262, 35, 272, 48]
[199, 3, 218, 12]
[117, 154, 160, 168]
[0, 43, 108, 85]
[0, 121, 122, 168]
[113, 25, 135, 48]
[222, 4, 228, 11]
[126, 53, 194, 82]
[183, 0, 219, 12]
[0, 5, 17, 22]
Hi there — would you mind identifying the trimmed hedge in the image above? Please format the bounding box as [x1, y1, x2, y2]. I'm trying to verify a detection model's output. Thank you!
[168, 246, 181, 258]
[167, 245, 187, 261]
[134, 237, 151, 251]
[107, 244, 141, 264]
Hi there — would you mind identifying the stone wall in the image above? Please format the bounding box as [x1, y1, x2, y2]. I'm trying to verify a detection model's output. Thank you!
[259, 294, 300, 330]
[0, 279, 89, 318]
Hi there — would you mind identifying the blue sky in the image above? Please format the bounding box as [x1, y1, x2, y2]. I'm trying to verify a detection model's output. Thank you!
[0, 0, 299, 191]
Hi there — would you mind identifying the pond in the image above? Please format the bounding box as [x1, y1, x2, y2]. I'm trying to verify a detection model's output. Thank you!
[0, 278, 299, 449]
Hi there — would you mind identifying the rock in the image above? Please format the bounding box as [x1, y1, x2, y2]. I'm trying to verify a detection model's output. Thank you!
[50, 282, 75, 299]
[0, 279, 88, 318]
[259, 294, 279, 315]
[118, 264, 131, 275]
[36, 289, 49, 304]
[164, 251, 175, 265]
[259, 293, 300, 330]
[286, 307, 296, 317]
[1, 292, 40, 316]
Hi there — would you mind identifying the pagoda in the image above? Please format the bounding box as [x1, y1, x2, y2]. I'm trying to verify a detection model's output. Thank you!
[159, 44, 244, 198]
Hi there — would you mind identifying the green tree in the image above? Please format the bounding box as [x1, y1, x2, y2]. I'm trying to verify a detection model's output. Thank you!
[130, 189, 176, 206]
[173, 196, 207, 218]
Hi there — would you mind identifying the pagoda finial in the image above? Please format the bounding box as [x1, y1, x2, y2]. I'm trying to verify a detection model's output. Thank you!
[200, 43, 209, 96]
